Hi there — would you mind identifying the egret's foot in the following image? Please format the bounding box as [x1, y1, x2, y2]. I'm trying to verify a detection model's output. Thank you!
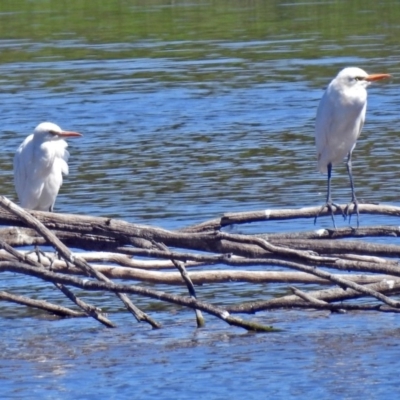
[24, 245, 47, 263]
[24, 246, 57, 267]
[314, 201, 344, 229]
[344, 198, 360, 228]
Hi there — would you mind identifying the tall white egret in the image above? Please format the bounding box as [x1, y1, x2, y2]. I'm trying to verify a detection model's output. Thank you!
[14, 122, 82, 212]
[314, 67, 390, 228]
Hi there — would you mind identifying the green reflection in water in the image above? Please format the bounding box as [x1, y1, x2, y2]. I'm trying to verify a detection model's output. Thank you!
[0, 0, 399, 64]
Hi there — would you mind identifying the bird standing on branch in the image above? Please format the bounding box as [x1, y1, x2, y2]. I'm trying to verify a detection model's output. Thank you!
[14, 122, 82, 212]
[314, 67, 390, 228]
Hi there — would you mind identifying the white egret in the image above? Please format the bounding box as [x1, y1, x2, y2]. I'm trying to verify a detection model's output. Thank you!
[314, 67, 390, 227]
[14, 122, 82, 212]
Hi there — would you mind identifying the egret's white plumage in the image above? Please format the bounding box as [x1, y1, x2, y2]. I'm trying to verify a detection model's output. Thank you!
[14, 122, 82, 212]
[314, 67, 390, 227]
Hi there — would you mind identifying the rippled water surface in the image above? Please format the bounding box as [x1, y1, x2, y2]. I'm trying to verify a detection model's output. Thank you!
[1, 1, 400, 398]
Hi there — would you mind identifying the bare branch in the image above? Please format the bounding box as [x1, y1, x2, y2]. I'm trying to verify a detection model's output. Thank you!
[0, 196, 160, 329]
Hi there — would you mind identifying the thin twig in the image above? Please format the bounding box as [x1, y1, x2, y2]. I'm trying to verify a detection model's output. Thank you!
[155, 242, 205, 328]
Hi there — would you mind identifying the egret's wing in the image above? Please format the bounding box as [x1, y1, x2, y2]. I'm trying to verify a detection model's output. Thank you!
[14, 137, 57, 209]
[14, 135, 71, 211]
[13, 134, 41, 208]
[57, 143, 70, 176]
[315, 91, 334, 171]
[357, 103, 366, 139]
[347, 105, 365, 156]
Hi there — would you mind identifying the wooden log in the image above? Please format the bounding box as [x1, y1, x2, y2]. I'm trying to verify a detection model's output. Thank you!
[269, 238, 400, 258]
[181, 203, 400, 232]
[10, 259, 394, 286]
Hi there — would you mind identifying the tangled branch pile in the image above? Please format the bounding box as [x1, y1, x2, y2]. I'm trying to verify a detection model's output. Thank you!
[1, 196, 400, 332]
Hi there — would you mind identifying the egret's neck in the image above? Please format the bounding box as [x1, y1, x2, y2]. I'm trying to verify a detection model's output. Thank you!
[331, 81, 367, 109]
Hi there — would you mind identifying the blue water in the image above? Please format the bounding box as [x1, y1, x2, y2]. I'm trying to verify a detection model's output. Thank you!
[1, 310, 400, 399]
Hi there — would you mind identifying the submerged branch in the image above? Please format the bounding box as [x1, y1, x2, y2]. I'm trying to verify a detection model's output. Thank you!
[0, 290, 86, 318]
[0, 239, 115, 327]
[0, 261, 277, 332]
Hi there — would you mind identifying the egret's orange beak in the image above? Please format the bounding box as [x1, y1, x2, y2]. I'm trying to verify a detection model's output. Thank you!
[365, 73, 391, 82]
[58, 131, 83, 138]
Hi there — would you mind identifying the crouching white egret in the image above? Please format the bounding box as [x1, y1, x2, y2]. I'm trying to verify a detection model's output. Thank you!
[14, 122, 82, 212]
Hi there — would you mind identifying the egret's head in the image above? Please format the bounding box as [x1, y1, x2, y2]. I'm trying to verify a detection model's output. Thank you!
[335, 67, 390, 89]
[33, 122, 82, 141]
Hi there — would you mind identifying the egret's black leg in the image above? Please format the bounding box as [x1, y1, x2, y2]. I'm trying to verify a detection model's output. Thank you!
[314, 163, 343, 228]
[25, 246, 47, 264]
[344, 152, 359, 227]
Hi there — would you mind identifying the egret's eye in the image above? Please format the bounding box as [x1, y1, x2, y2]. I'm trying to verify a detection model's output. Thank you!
[354, 76, 364, 81]
[48, 130, 58, 135]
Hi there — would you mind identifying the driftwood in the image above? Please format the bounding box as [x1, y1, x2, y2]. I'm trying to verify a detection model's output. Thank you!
[1, 195, 400, 332]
